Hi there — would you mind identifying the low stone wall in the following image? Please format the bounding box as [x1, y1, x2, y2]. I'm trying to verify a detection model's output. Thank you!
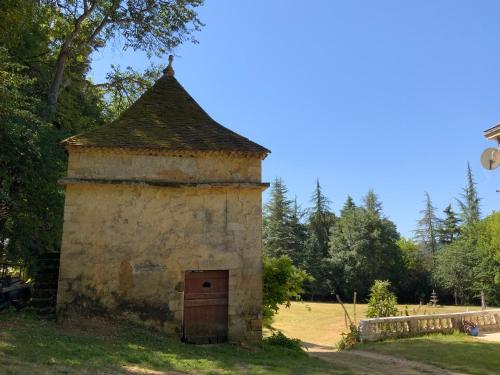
[359, 309, 500, 342]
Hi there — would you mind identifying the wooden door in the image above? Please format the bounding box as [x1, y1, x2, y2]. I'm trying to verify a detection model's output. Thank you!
[183, 270, 228, 344]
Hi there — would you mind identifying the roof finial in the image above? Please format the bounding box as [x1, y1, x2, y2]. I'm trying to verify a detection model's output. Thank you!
[164, 55, 175, 77]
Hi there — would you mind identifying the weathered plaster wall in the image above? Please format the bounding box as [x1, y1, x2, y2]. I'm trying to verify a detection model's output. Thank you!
[67, 149, 261, 182]
[58, 151, 263, 343]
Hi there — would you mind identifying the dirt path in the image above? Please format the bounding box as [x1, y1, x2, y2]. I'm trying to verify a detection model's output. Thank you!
[307, 346, 468, 375]
[476, 331, 500, 342]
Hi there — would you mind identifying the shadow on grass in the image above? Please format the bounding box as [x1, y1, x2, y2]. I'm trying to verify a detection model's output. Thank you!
[361, 333, 500, 375]
[0, 312, 352, 375]
[299, 341, 335, 351]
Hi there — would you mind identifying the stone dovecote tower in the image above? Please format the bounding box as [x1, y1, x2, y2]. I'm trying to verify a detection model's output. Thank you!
[57, 57, 270, 344]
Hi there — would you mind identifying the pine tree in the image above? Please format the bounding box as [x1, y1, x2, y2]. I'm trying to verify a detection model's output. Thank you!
[288, 197, 308, 266]
[458, 162, 481, 227]
[341, 195, 356, 215]
[438, 204, 461, 244]
[308, 180, 334, 256]
[263, 178, 294, 258]
[303, 180, 335, 298]
[415, 192, 439, 256]
[363, 189, 383, 215]
[330, 194, 401, 299]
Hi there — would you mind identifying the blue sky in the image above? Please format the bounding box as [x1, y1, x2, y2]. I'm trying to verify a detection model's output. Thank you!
[90, 1, 500, 237]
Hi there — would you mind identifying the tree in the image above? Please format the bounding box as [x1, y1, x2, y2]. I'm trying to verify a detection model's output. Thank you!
[263, 178, 294, 258]
[99, 63, 164, 120]
[395, 238, 432, 303]
[308, 180, 334, 254]
[0, 1, 107, 263]
[0, 1, 204, 274]
[363, 189, 382, 215]
[458, 162, 481, 228]
[415, 192, 439, 256]
[262, 255, 310, 323]
[303, 180, 335, 298]
[341, 195, 356, 215]
[473, 212, 500, 306]
[42, 0, 203, 115]
[366, 280, 399, 318]
[0, 47, 64, 271]
[288, 197, 308, 267]
[433, 239, 477, 305]
[330, 193, 401, 299]
[438, 204, 460, 244]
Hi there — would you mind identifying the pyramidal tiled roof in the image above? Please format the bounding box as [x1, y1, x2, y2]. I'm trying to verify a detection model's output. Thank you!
[62, 60, 269, 158]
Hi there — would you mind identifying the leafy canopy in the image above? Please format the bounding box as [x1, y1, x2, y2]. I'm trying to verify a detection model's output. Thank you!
[262, 255, 311, 323]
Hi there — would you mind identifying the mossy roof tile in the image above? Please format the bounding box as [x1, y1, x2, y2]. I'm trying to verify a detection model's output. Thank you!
[62, 74, 270, 157]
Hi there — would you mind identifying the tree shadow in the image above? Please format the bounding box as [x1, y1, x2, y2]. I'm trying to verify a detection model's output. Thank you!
[0, 312, 349, 375]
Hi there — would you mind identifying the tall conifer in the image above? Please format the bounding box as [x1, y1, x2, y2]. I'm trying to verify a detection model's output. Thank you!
[289, 197, 308, 266]
[262, 178, 294, 258]
[303, 180, 335, 298]
[415, 192, 439, 256]
[363, 189, 383, 215]
[458, 162, 481, 227]
[330, 193, 401, 299]
[438, 204, 460, 244]
[341, 195, 356, 215]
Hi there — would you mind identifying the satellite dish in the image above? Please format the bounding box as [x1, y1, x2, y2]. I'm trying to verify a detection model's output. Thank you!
[480, 147, 500, 170]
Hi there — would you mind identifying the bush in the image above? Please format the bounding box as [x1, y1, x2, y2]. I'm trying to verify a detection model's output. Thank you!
[336, 324, 359, 351]
[263, 255, 311, 324]
[366, 280, 399, 318]
[264, 331, 302, 351]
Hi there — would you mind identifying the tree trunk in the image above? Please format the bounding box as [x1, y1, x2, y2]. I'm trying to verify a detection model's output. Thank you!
[46, 48, 70, 118]
[45, 2, 98, 118]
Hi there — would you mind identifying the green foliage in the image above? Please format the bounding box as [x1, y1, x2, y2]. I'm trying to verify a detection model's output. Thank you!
[395, 238, 431, 303]
[438, 204, 461, 244]
[414, 192, 439, 256]
[302, 180, 335, 298]
[336, 324, 360, 351]
[433, 239, 477, 305]
[363, 189, 383, 215]
[264, 331, 303, 351]
[341, 195, 356, 214]
[263, 178, 295, 258]
[472, 211, 500, 305]
[263, 255, 311, 323]
[330, 193, 402, 299]
[100, 64, 165, 120]
[289, 198, 308, 267]
[0, 0, 205, 272]
[366, 280, 399, 318]
[40, 0, 204, 114]
[457, 162, 481, 227]
[0, 47, 64, 269]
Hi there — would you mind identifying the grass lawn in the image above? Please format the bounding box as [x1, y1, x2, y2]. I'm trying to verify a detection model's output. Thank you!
[271, 301, 481, 347]
[361, 332, 500, 375]
[0, 311, 354, 375]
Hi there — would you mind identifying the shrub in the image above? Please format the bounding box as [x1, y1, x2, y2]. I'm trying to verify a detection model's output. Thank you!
[263, 255, 311, 324]
[264, 331, 302, 351]
[366, 280, 399, 318]
[336, 324, 360, 351]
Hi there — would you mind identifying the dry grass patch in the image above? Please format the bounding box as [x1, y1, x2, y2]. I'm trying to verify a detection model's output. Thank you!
[270, 301, 481, 348]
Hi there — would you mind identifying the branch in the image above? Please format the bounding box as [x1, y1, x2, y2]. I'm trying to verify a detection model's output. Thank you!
[85, 0, 120, 50]
[92, 76, 150, 89]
